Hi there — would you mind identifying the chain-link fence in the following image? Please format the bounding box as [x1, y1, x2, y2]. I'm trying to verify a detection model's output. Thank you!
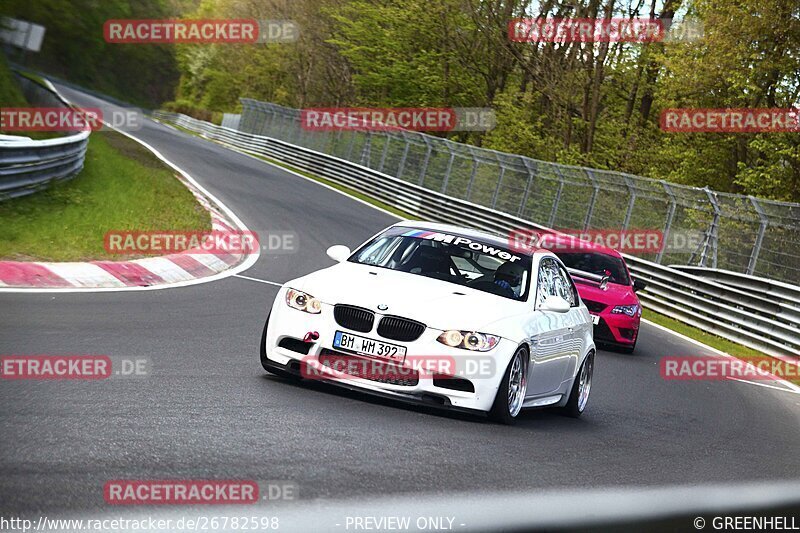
[238, 98, 800, 285]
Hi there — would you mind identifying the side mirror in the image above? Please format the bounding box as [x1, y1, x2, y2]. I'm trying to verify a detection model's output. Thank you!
[632, 277, 647, 293]
[539, 295, 571, 313]
[326, 244, 351, 263]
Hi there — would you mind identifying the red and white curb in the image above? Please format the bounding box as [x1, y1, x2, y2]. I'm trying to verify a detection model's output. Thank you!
[0, 90, 260, 292]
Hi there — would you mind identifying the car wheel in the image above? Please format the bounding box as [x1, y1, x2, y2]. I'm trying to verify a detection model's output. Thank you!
[489, 346, 528, 425]
[562, 351, 594, 418]
[259, 314, 299, 380]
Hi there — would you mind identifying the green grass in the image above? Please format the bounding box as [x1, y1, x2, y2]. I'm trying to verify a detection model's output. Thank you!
[643, 309, 800, 386]
[0, 130, 211, 261]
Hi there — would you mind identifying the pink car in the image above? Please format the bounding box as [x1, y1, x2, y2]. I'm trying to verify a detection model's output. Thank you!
[546, 235, 646, 353]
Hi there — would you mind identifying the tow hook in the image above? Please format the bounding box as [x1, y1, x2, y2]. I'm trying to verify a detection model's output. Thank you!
[303, 331, 320, 343]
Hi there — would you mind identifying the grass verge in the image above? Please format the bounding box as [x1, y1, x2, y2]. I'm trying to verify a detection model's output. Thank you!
[0, 130, 211, 261]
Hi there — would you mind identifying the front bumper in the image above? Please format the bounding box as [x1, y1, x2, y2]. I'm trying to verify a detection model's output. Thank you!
[264, 297, 514, 413]
[593, 311, 640, 347]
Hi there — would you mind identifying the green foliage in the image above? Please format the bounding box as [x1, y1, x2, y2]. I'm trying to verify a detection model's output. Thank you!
[5, 0, 798, 201]
[0, 0, 180, 107]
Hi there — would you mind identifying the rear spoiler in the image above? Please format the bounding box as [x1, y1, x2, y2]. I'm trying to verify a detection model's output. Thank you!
[567, 268, 609, 290]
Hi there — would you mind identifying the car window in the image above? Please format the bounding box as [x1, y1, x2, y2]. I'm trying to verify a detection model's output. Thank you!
[554, 251, 631, 285]
[351, 226, 532, 301]
[536, 256, 577, 307]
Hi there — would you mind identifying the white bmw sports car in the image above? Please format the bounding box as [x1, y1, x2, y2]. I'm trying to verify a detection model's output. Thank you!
[260, 221, 596, 424]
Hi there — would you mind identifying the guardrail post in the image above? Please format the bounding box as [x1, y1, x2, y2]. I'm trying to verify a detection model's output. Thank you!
[548, 167, 565, 227]
[518, 157, 536, 217]
[656, 181, 677, 264]
[583, 169, 599, 230]
[747, 196, 768, 276]
[418, 138, 433, 185]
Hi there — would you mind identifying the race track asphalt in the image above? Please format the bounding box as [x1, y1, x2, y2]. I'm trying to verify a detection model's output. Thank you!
[1, 84, 798, 516]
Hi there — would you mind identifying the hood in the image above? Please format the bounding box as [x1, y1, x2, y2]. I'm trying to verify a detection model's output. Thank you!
[573, 277, 639, 306]
[290, 262, 527, 331]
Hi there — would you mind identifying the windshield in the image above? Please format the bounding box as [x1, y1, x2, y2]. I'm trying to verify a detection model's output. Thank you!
[554, 251, 631, 285]
[350, 227, 532, 301]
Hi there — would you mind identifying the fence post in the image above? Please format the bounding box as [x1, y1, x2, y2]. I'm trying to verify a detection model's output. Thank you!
[378, 134, 391, 173]
[622, 175, 637, 230]
[518, 157, 536, 217]
[418, 138, 433, 185]
[396, 133, 411, 179]
[656, 181, 677, 264]
[465, 148, 479, 202]
[440, 147, 456, 194]
[583, 169, 599, 230]
[360, 131, 372, 167]
[490, 152, 505, 209]
[747, 196, 768, 276]
[548, 166, 565, 228]
[696, 187, 720, 268]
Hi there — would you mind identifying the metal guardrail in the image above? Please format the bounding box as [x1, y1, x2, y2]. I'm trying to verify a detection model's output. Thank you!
[152, 111, 800, 358]
[236, 99, 800, 286]
[673, 266, 800, 310]
[0, 73, 89, 201]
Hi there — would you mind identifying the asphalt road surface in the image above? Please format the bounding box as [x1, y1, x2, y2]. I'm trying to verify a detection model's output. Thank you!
[1, 84, 799, 516]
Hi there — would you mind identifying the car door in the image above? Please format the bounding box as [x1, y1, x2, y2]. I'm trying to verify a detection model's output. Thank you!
[553, 260, 588, 378]
[525, 256, 574, 397]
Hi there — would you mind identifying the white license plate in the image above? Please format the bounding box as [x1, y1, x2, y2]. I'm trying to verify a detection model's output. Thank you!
[590, 314, 600, 325]
[333, 331, 407, 363]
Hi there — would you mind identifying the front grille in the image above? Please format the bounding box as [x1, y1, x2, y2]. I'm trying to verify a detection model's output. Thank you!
[334, 304, 374, 333]
[278, 337, 312, 355]
[583, 299, 607, 313]
[593, 319, 616, 342]
[318, 349, 419, 386]
[377, 316, 426, 342]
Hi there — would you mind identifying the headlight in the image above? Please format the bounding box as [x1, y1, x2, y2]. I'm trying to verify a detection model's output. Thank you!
[437, 330, 500, 351]
[285, 288, 321, 314]
[611, 304, 639, 317]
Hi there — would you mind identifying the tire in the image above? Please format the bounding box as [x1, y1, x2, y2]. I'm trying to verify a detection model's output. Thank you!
[259, 313, 299, 380]
[489, 346, 528, 425]
[561, 351, 594, 418]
